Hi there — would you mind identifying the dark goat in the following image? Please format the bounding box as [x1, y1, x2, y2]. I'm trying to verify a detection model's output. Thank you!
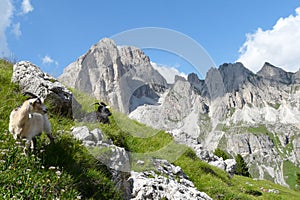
[83, 102, 112, 124]
[95, 102, 112, 124]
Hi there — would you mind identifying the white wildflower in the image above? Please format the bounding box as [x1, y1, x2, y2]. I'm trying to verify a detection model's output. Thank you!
[56, 170, 62, 176]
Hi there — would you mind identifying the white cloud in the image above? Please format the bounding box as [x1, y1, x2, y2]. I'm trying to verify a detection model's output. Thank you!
[42, 55, 58, 65]
[0, 0, 34, 57]
[151, 62, 187, 84]
[237, 7, 300, 72]
[42, 55, 53, 64]
[0, 0, 13, 57]
[12, 22, 21, 38]
[21, 0, 33, 14]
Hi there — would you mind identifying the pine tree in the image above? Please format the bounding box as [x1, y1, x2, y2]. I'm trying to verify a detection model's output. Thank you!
[235, 154, 251, 177]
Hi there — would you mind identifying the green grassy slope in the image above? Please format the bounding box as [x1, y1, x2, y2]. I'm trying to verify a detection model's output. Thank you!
[1, 59, 300, 199]
[0, 60, 122, 199]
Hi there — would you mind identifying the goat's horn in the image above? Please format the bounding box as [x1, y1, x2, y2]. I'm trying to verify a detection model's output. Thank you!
[23, 91, 38, 98]
[91, 102, 100, 106]
[100, 102, 107, 106]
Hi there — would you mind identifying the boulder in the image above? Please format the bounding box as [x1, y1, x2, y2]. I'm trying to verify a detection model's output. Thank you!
[12, 61, 74, 117]
[69, 126, 129, 172]
[129, 159, 212, 200]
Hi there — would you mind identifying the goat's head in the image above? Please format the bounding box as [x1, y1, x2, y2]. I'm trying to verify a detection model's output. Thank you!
[94, 102, 111, 115]
[24, 92, 48, 114]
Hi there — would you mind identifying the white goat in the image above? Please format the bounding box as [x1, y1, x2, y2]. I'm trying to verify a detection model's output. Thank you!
[9, 92, 54, 150]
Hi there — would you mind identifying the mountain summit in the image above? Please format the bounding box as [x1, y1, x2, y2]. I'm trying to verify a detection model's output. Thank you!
[257, 62, 295, 84]
[59, 38, 167, 113]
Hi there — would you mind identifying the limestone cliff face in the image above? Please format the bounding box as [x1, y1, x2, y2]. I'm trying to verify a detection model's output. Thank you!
[130, 62, 300, 187]
[59, 38, 167, 114]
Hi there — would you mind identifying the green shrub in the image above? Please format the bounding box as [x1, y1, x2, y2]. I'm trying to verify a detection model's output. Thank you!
[214, 148, 231, 160]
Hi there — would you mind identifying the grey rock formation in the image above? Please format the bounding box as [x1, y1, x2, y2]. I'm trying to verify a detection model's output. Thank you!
[257, 62, 293, 84]
[70, 126, 130, 172]
[129, 159, 212, 200]
[12, 61, 74, 117]
[59, 38, 167, 114]
[210, 158, 236, 177]
[129, 76, 236, 175]
[129, 62, 300, 186]
[70, 126, 211, 200]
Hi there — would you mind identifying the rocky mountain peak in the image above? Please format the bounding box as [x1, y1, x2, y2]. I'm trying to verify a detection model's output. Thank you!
[59, 38, 167, 114]
[219, 62, 254, 92]
[219, 62, 252, 75]
[257, 62, 292, 84]
[203, 63, 255, 100]
[187, 73, 201, 84]
[96, 37, 116, 46]
[187, 73, 207, 96]
[292, 69, 300, 83]
[174, 74, 187, 82]
[119, 46, 150, 65]
[204, 67, 225, 99]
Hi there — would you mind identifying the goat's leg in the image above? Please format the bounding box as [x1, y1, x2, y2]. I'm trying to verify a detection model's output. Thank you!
[47, 133, 55, 143]
[31, 137, 37, 151]
[22, 138, 32, 155]
[43, 114, 54, 142]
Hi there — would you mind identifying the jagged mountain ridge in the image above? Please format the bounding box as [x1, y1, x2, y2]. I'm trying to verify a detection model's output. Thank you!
[131, 62, 300, 187]
[59, 38, 300, 187]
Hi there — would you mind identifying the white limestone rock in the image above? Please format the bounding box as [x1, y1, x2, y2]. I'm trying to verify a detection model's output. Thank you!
[12, 61, 74, 117]
[129, 159, 212, 200]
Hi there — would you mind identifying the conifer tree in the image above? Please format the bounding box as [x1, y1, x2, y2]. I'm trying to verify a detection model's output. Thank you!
[235, 154, 251, 177]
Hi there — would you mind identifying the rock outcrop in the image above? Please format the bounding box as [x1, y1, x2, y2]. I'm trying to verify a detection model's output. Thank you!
[69, 126, 212, 200]
[130, 159, 212, 200]
[12, 61, 74, 117]
[257, 62, 293, 84]
[70, 126, 130, 172]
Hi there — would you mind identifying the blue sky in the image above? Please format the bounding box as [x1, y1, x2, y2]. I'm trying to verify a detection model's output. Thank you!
[1, 0, 300, 78]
